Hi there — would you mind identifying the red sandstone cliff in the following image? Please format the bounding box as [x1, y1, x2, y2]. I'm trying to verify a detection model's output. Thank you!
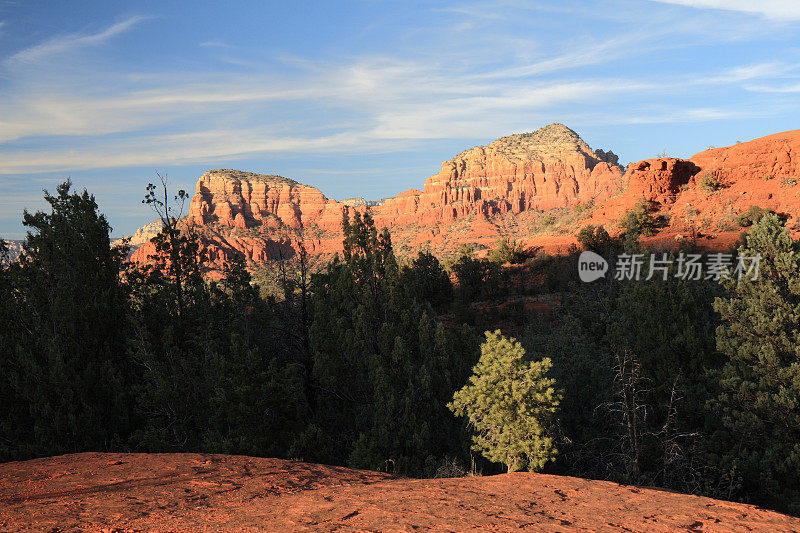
[587, 129, 800, 248]
[375, 123, 624, 226]
[186, 169, 346, 232]
[133, 124, 625, 268]
[130, 126, 800, 270]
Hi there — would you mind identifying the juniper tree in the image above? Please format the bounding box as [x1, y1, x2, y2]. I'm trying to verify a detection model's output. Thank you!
[302, 211, 476, 476]
[0, 181, 132, 460]
[128, 179, 307, 455]
[449, 330, 561, 472]
[712, 213, 800, 513]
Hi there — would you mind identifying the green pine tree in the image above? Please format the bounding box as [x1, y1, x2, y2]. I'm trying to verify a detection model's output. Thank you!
[448, 330, 561, 472]
[712, 213, 800, 513]
[0, 181, 132, 460]
[302, 211, 476, 476]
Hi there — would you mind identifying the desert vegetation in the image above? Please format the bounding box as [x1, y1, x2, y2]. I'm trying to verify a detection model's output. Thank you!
[1, 182, 800, 515]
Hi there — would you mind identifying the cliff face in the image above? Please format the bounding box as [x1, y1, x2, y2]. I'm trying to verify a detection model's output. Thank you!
[186, 125, 625, 234]
[129, 126, 800, 271]
[132, 124, 628, 269]
[375, 123, 624, 226]
[132, 169, 352, 269]
[187, 169, 345, 232]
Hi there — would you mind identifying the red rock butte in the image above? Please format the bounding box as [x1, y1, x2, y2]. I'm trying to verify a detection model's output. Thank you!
[131, 125, 800, 269]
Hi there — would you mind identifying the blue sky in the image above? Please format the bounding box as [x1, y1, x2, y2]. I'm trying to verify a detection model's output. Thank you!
[1, 0, 800, 238]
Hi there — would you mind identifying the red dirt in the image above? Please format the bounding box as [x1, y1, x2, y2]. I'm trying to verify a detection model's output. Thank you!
[1, 453, 798, 532]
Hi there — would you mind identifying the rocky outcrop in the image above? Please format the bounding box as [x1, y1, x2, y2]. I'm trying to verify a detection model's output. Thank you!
[585, 129, 800, 247]
[690, 129, 800, 181]
[128, 127, 800, 271]
[623, 158, 699, 203]
[3, 452, 800, 531]
[375, 124, 624, 226]
[187, 169, 346, 232]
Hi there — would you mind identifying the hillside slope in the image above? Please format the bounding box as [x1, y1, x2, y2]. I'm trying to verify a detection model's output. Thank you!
[2, 453, 799, 531]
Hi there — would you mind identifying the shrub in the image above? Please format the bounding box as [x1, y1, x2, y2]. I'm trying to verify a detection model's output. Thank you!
[451, 245, 500, 301]
[540, 213, 558, 226]
[736, 205, 774, 227]
[488, 238, 529, 264]
[619, 199, 659, 237]
[699, 173, 725, 193]
[576, 225, 612, 254]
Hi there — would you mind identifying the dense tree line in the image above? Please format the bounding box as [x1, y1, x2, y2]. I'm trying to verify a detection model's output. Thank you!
[1, 182, 799, 514]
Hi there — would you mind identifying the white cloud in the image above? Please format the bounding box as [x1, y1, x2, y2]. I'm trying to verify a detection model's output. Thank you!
[622, 107, 756, 124]
[746, 82, 800, 92]
[651, 0, 800, 21]
[0, 3, 797, 176]
[7, 16, 146, 64]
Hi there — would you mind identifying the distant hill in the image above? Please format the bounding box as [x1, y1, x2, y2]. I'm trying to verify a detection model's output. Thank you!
[126, 124, 800, 274]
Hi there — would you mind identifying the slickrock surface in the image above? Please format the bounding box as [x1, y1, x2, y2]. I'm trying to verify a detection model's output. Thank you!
[1, 453, 799, 532]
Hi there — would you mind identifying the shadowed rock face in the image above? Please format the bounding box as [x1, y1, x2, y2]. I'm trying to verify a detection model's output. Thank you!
[2, 452, 799, 531]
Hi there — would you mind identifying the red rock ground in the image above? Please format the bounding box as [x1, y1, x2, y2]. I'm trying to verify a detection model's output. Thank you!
[1, 453, 798, 532]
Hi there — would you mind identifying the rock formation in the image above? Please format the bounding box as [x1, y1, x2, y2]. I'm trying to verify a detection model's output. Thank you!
[187, 169, 345, 232]
[376, 123, 624, 226]
[623, 158, 699, 204]
[128, 126, 800, 271]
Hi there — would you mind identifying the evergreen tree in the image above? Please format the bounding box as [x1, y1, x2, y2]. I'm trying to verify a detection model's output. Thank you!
[449, 330, 561, 472]
[302, 211, 477, 475]
[576, 225, 613, 254]
[451, 245, 500, 301]
[399, 251, 453, 311]
[127, 178, 307, 455]
[712, 213, 800, 513]
[620, 198, 660, 237]
[607, 273, 722, 487]
[0, 181, 131, 460]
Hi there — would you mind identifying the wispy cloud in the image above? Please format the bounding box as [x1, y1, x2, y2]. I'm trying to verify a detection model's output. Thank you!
[0, 2, 798, 177]
[621, 107, 761, 124]
[698, 61, 800, 84]
[7, 16, 146, 64]
[746, 82, 800, 92]
[651, 0, 800, 21]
